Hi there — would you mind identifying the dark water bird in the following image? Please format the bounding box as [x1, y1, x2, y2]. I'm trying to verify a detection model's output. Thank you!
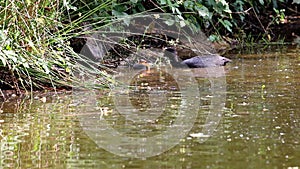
[165, 48, 231, 68]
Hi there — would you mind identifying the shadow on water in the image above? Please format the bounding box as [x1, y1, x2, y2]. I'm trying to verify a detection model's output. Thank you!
[0, 46, 299, 168]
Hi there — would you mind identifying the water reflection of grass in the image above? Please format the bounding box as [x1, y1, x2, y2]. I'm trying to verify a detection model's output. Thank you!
[0, 93, 80, 168]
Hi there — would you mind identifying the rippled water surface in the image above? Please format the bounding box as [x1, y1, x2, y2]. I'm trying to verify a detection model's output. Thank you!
[0, 46, 299, 168]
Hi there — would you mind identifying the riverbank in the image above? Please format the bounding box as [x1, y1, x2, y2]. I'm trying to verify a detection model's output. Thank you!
[0, 1, 299, 93]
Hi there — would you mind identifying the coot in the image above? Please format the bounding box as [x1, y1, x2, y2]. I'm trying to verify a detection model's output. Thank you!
[165, 48, 231, 68]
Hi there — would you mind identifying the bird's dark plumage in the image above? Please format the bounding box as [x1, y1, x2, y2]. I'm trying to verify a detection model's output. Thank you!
[165, 48, 231, 68]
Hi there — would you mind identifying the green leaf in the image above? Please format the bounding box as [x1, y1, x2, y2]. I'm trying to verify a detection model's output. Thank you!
[165, 19, 175, 26]
[42, 63, 50, 74]
[5, 45, 11, 50]
[218, 19, 232, 32]
[259, 0, 264, 5]
[160, 0, 167, 5]
[184, 1, 194, 10]
[130, 0, 138, 3]
[0, 55, 7, 67]
[137, 3, 145, 11]
[196, 6, 210, 19]
[293, 0, 300, 4]
[112, 10, 131, 26]
[4, 50, 18, 63]
[174, 7, 182, 15]
[22, 62, 30, 68]
[208, 34, 220, 42]
[179, 20, 186, 27]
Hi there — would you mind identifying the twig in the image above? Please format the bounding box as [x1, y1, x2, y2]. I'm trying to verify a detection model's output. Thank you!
[252, 7, 268, 34]
[149, 0, 165, 12]
[0, 89, 6, 101]
[231, 7, 253, 14]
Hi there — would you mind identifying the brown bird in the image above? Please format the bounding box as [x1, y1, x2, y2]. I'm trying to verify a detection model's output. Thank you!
[133, 59, 151, 71]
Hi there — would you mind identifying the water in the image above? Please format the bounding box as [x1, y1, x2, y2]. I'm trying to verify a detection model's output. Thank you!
[0, 46, 299, 168]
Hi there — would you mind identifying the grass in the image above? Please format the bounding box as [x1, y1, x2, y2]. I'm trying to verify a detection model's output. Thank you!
[0, 0, 114, 92]
[0, 0, 293, 94]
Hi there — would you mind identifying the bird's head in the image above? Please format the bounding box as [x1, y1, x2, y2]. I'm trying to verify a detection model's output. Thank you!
[220, 57, 232, 66]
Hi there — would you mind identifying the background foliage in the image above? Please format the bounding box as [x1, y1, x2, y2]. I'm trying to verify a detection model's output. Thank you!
[0, 0, 298, 91]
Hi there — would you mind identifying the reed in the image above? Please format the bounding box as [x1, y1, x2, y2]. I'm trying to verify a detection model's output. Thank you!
[0, 0, 113, 92]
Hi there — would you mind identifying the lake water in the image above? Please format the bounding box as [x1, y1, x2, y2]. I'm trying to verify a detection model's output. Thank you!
[0, 46, 299, 168]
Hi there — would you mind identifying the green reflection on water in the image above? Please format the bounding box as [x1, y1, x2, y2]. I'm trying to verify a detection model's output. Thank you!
[0, 46, 299, 168]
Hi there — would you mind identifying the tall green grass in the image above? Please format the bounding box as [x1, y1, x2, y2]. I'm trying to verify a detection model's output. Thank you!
[0, 0, 113, 92]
